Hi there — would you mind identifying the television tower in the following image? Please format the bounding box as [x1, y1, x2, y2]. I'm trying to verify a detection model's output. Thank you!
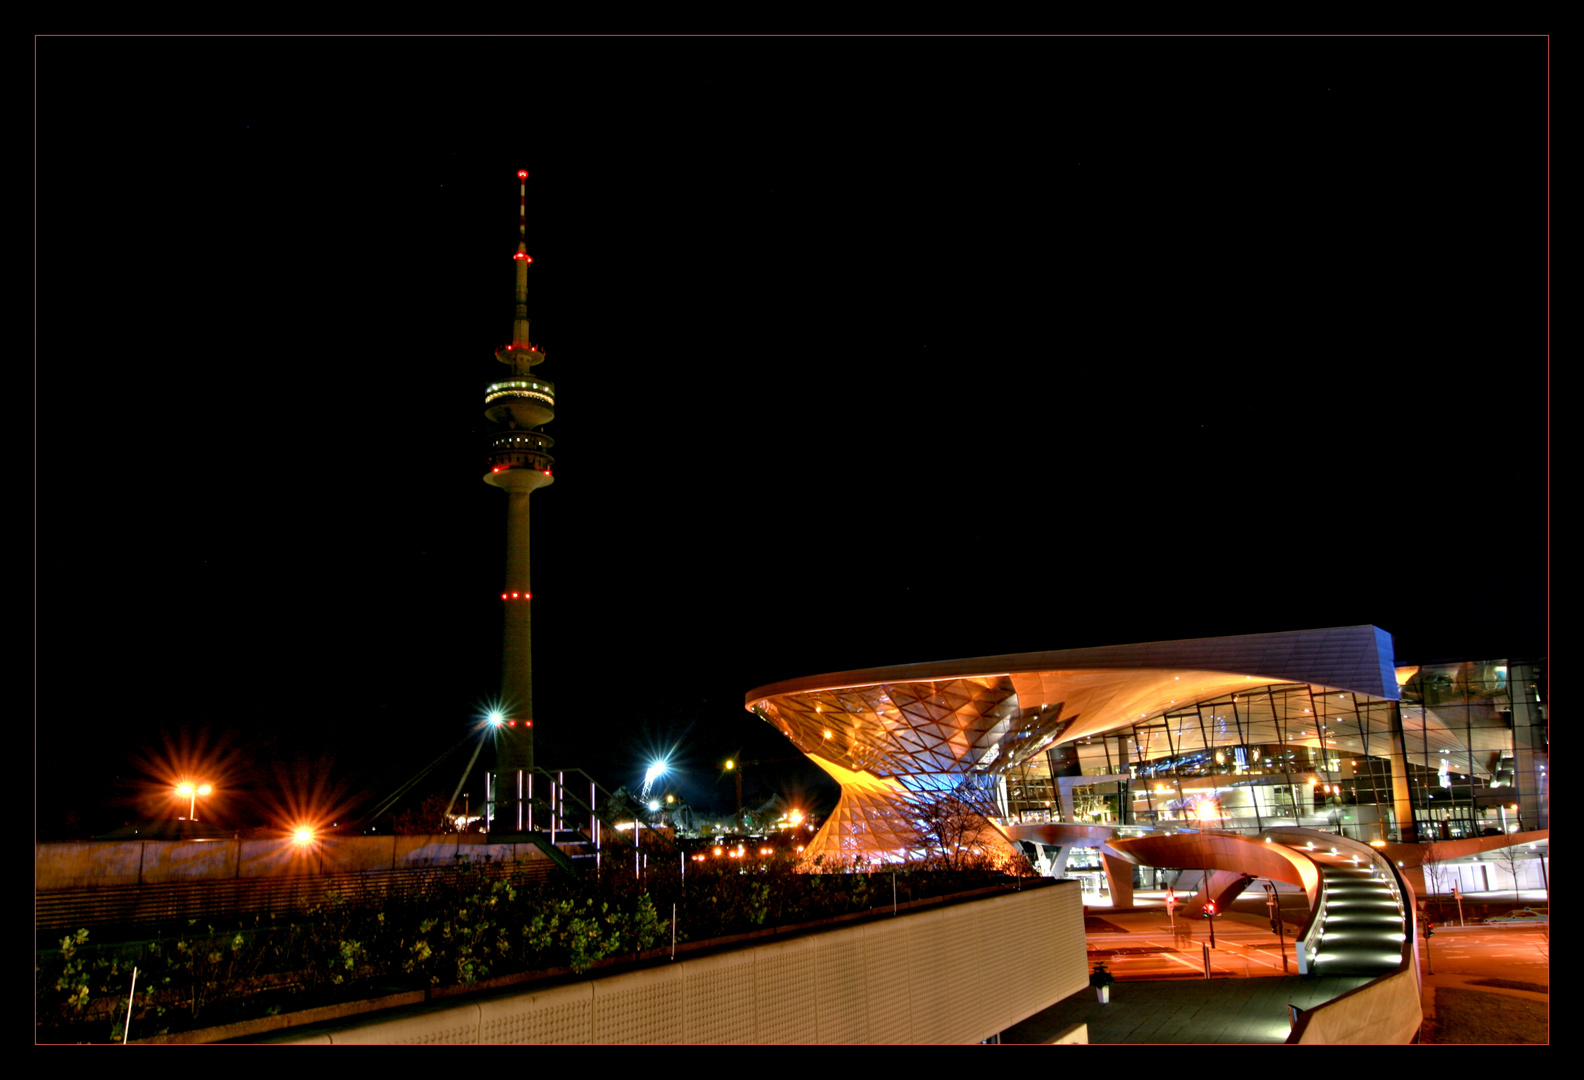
[484, 169, 555, 830]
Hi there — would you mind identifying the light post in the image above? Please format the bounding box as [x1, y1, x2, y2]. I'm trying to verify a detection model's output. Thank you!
[725, 758, 742, 824]
[175, 782, 212, 821]
[1264, 880, 1289, 972]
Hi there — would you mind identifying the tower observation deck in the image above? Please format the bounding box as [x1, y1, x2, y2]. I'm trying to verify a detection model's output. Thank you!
[485, 169, 554, 830]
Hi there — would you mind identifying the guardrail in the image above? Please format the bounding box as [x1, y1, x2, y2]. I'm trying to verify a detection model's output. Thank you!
[36, 858, 561, 937]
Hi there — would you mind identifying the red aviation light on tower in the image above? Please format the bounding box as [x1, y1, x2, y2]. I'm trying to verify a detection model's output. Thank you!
[513, 251, 533, 263]
[517, 170, 528, 179]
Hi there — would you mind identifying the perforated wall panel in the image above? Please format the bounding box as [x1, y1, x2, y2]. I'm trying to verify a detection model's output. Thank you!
[478, 982, 592, 1045]
[591, 964, 683, 1044]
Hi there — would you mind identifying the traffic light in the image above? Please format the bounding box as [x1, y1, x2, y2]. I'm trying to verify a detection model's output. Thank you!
[1204, 900, 1218, 918]
[1424, 921, 1435, 938]
[1270, 917, 1281, 933]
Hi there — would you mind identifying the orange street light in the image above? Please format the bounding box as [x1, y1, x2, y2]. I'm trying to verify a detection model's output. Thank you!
[175, 782, 213, 820]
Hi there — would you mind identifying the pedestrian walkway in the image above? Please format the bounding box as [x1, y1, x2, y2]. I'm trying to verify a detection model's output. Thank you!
[1003, 976, 1373, 1044]
[1416, 924, 1549, 1043]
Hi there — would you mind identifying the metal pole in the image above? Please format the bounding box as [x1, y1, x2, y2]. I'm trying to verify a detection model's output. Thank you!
[121, 966, 138, 1044]
[1267, 883, 1289, 973]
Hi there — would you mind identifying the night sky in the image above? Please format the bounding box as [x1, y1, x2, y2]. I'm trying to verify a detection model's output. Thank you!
[36, 37, 1548, 837]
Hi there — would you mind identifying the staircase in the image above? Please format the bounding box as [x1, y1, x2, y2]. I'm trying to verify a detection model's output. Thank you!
[1309, 865, 1406, 977]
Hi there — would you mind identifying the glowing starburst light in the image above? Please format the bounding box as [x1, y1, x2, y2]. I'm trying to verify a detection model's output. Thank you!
[640, 759, 668, 801]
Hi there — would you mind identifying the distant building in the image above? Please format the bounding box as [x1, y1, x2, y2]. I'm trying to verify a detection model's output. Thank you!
[746, 626, 1546, 867]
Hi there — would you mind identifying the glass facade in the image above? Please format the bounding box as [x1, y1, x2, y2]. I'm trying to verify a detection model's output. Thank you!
[750, 633, 1546, 867]
[1004, 659, 1547, 843]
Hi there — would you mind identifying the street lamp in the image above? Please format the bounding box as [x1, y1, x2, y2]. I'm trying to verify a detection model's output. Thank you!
[1263, 881, 1289, 972]
[641, 759, 668, 802]
[175, 782, 212, 821]
[724, 758, 745, 823]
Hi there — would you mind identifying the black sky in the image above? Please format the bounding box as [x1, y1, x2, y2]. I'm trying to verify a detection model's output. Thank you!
[36, 37, 1548, 835]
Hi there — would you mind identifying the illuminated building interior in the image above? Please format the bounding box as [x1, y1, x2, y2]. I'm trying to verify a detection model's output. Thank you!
[746, 627, 1547, 868]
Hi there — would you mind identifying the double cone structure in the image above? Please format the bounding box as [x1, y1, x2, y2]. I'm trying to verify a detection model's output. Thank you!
[747, 626, 1407, 869]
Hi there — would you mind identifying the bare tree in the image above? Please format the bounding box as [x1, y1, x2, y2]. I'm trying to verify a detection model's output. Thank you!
[1491, 843, 1526, 904]
[1421, 843, 1452, 911]
[910, 790, 1025, 872]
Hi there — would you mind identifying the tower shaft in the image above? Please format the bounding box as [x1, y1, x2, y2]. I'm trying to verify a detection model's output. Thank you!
[498, 491, 535, 769]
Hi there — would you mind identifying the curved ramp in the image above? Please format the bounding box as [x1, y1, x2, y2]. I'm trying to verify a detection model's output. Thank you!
[1107, 831, 1322, 911]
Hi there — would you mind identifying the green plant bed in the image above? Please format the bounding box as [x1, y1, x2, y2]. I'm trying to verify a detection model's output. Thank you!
[37, 860, 1031, 1043]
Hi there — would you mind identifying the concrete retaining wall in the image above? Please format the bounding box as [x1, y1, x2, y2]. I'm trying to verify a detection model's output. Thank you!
[274, 880, 1087, 1045]
[36, 835, 556, 891]
[1288, 968, 1423, 1044]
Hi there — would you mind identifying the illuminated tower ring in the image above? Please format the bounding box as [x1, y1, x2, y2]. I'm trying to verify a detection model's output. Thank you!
[485, 169, 555, 827]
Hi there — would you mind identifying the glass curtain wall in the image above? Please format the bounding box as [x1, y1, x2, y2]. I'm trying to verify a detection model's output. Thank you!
[1005, 660, 1547, 843]
[1398, 660, 1548, 839]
